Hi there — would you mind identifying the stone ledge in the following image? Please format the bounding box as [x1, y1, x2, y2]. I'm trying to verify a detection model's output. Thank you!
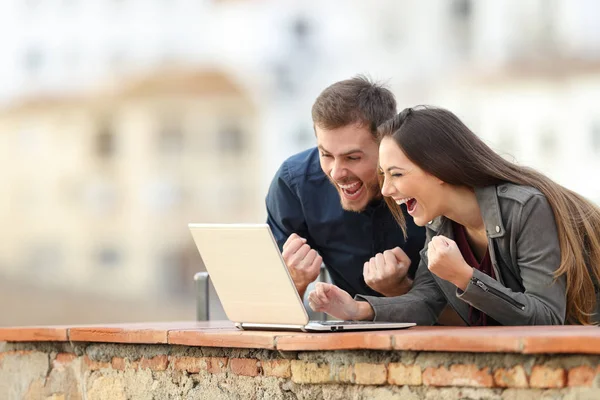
[1, 322, 599, 354]
[2, 343, 600, 399]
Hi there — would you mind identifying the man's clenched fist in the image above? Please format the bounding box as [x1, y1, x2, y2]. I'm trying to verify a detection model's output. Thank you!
[282, 233, 323, 298]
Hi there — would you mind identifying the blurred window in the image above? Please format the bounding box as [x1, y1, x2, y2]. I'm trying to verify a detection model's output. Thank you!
[23, 48, 43, 77]
[294, 125, 313, 149]
[450, 0, 472, 57]
[273, 63, 295, 95]
[96, 247, 122, 268]
[159, 249, 194, 298]
[291, 16, 311, 50]
[218, 124, 244, 154]
[452, 0, 472, 20]
[157, 120, 184, 155]
[146, 179, 183, 212]
[96, 119, 116, 158]
[592, 122, 600, 153]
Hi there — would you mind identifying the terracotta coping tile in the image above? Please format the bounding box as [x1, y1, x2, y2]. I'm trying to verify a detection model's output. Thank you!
[0, 326, 69, 342]
[275, 330, 394, 351]
[168, 328, 299, 350]
[67, 321, 229, 344]
[392, 326, 600, 354]
[392, 326, 523, 353]
[69, 326, 168, 344]
[2, 322, 600, 355]
[521, 326, 600, 354]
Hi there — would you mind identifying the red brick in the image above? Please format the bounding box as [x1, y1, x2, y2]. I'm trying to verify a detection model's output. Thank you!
[170, 356, 204, 373]
[140, 355, 168, 371]
[82, 355, 110, 371]
[53, 353, 77, 369]
[354, 363, 387, 385]
[568, 365, 598, 387]
[422, 364, 493, 388]
[206, 357, 228, 374]
[229, 358, 260, 377]
[111, 357, 126, 371]
[530, 366, 566, 388]
[493, 366, 529, 388]
[261, 359, 291, 378]
[0, 350, 32, 360]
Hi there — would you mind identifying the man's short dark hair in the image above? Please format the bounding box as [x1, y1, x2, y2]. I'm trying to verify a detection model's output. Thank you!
[311, 75, 397, 136]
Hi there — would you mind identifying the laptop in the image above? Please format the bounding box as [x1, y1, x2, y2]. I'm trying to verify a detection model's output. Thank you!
[188, 223, 416, 332]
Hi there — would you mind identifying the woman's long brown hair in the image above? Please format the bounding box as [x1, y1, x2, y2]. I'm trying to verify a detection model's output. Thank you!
[378, 106, 600, 325]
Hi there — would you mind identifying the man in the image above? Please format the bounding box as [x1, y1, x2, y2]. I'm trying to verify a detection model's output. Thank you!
[266, 76, 426, 300]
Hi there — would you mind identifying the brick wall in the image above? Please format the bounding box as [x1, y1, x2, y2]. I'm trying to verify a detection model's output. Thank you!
[1, 342, 599, 399]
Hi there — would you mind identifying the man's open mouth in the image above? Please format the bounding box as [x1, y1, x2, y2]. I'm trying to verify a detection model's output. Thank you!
[338, 181, 364, 200]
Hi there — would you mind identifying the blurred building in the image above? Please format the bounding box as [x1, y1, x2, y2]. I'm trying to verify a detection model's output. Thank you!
[437, 60, 600, 203]
[0, 69, 260, 303]
[0, 0, 599, 324]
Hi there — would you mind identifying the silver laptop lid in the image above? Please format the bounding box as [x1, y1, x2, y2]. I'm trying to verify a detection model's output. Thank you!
[188, 223, 309, 326]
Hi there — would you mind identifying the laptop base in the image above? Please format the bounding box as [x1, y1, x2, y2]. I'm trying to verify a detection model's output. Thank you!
[236, 321, 416, 333]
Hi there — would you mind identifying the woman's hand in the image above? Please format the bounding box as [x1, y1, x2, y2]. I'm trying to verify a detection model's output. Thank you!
[427, 235, 473, 290]
[308, 282, 374, 320]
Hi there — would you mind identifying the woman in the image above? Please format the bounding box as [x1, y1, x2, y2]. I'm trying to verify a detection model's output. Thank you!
[308, 106, 600, 325]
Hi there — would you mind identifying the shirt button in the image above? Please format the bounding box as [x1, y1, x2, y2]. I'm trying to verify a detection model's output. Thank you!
[428, 220, 433, 225]
[495, 226, 500, 233]
[500, 186, 508, 193]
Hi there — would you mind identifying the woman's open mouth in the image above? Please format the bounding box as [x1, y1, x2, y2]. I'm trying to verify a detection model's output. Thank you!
[338, 181, 364, 200]
[396, 197, 418, 214]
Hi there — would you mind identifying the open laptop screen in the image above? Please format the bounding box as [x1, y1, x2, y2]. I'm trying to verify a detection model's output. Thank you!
[188, 223, 309, 326]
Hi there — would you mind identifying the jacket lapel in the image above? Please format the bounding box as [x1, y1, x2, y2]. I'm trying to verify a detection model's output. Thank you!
[475, 186, 508, 285]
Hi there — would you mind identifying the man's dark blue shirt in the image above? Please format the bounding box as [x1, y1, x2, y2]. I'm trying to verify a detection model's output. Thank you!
[266, 147, 426, 298]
